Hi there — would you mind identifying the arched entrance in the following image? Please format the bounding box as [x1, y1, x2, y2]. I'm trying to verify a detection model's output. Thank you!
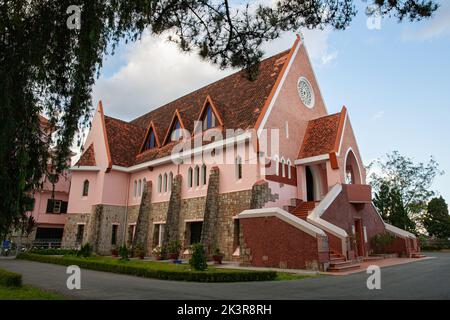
[344, 148, 362, 184]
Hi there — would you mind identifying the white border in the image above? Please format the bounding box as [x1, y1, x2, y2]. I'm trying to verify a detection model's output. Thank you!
[297, 76, 315, 109]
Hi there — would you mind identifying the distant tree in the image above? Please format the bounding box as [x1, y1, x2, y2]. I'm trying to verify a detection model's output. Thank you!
[369, 151, 443, 233]
[423, 197, 450, 239]
[0, 1, 440, 240]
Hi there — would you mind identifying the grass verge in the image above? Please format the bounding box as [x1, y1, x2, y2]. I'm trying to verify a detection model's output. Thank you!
[0, 284, 65, 300]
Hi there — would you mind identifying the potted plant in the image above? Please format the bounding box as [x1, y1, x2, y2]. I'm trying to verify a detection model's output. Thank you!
[167, 240, 181, 260]
[134, 243, 145, 259]
[152, 246, 163, 260]
[212, 248, 224, 264]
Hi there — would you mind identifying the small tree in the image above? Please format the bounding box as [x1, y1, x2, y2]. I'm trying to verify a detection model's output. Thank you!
[119, 245, 129, 261]
[189, 243, 208, 271]
[423, 197, 450, 239]
[76, 243, 92, 258]
[369, 151, 443, 233]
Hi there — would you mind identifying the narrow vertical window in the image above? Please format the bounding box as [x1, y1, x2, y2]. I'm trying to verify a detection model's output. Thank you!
[236, 156, 243, 180]
[82, 180, 89, 197]
[287, 160, 292, 179]
[163, 173, 168, 192]
[168, 172, 173, 191]
[158, 174, 162, 193]
[111, 224, 118, 245]
[202, 105, 216, 130]
[133, 180, 137, 197]
[188, 167, 193, 188]
[194, 165, 200, 187]
[202, 164, 207, 185]
[281, 158, 286, 177]
[138, 179, 142, 196]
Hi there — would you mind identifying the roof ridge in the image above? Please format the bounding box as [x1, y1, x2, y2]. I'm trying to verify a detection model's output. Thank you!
[130, 49, 290, 125]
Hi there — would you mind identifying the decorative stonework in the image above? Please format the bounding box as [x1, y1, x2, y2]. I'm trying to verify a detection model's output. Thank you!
[132, 181, 152, 251]
[250, 180, 279, 209]
[200, 166, 220, 255]
[162, 174, 182, 247]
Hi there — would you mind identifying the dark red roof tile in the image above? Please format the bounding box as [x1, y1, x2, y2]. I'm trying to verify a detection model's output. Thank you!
[75, 144, 96, 166]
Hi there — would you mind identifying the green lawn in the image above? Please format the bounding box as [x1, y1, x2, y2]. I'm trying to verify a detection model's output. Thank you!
[0, 284, 66, 300]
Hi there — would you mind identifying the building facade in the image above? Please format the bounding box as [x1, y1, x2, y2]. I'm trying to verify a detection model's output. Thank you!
[62, 36, 418, 270]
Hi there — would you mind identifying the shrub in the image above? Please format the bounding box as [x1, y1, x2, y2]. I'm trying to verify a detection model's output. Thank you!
[189, 243, 208, 271]
[17, 253, 277, 282]
[76, 243, 92, 258]
[119, 245, 129, 261]
[0, 268, 22, 287]
[371, 233, 396, 253]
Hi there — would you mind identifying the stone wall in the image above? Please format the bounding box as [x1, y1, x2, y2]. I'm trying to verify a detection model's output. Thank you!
[162, 174, 182, 247]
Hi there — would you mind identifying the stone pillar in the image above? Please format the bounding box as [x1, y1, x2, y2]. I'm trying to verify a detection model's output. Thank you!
[86, 204, 103, 252]
[200, 166, 220, 255]
[162, 174, 182, 247]
[132, 180, 152, 251]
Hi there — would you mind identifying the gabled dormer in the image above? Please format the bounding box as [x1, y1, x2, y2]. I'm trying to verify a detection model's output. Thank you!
[140, 121, 160, 152]
[162, 109, 186, 145]
[194, 95, 224, 133]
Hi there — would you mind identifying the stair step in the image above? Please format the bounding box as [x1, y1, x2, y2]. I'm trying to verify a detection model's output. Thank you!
[329, 260, 358, 268]
[330, 257, 346, 263]
[328, 264, 361, 272]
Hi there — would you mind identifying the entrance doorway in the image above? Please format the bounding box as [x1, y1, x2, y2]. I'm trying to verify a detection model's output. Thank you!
[186, 221, 203, 245]
[306, 166, 315, 201]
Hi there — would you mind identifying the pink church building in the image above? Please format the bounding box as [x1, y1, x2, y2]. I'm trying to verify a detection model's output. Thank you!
[25, 116, 71, 245]
[62, 36, 419, 271]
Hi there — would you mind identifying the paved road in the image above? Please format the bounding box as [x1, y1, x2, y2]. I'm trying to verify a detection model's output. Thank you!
[1, 253, 449, 299]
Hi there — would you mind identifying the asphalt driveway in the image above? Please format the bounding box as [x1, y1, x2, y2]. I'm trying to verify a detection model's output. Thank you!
[1, 252, 449, 300]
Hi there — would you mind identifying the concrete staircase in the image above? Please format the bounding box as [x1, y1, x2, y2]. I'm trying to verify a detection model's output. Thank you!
[328, 251, 361, 272]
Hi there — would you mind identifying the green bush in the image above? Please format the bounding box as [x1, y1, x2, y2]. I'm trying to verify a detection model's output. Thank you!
[76, 243, 92, 258]
[189, 243, 207, 271]
[29, 248, 78, 256]
[119, 245, 129, 261]
[371, 233, 396, 253]
[0, 268, 22, 287]
[17, 253, 277, 282]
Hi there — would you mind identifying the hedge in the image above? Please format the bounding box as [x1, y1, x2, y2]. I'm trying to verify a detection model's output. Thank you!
[17, 253, 277, 282]
[29, 248, 79, 256]
[0, 268, 22, 287]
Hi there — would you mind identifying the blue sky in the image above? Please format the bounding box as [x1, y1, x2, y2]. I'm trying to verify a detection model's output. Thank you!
[92, 1, 450, 201]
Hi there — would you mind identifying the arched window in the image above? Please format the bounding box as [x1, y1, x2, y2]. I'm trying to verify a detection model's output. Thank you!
[235, 156, 243, 180]
[274, 155, 279, 176]
[287, 160, 292, 179]
[194, 165, 200, 187]
[82, 180, 89, 197]
[281, 158, 286, 177]
[158, 174, 162, 193]
[188, 167, 193, 188]
[168, 172, 173, 191]
[133, 180, 137, 197]
[202, 164, 207, 185]
[138, 179, 142, 196]
[163, 173, 168, 192]
[202, 105, 216, 131]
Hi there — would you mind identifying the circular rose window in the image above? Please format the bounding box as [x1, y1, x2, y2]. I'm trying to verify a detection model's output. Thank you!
[297, 77, 315, 108]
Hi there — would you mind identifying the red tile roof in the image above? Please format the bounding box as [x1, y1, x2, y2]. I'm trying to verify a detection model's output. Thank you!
[102, 50, 290, 167]
[76, 144, 96, 166]
[298, 111, 344, 159]
[104, 116, 146, 167]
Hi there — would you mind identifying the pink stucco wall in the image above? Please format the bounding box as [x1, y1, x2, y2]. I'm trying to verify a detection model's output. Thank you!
[261, 42, 329, 164]
[30, 191, 68, 226]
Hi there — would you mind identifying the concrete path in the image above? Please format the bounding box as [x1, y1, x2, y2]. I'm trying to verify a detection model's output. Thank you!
[1, 252, 449, 300]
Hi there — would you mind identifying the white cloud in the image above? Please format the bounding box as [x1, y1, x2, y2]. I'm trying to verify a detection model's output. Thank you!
[92, 4, 337, 121]
[402, 2, 450, 41]
[371, 110, 385, 121]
